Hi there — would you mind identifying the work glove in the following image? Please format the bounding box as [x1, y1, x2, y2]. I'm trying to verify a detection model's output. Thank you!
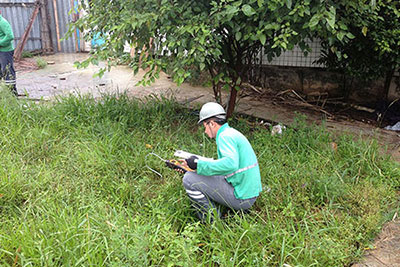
[186, 156, 198, 170]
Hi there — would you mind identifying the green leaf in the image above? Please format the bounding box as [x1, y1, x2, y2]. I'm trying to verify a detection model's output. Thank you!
[346, 32, 355, 39]
[257, 0, 264, 8]
[242, 5, 256, 17]
[337, 31, 345, 41]
[226, 5, 239, 16]
[309, 15, 320, 28]
[236, 76, 241, 85]
[200, 63, 206, 71]
[326, 7, 336, 29]
[235, 31, 242, 41]
[370, 0, 376, 7]
[362, 26, 368, 36]
[259, 34, 266, 45]
[286, 0, 292, 9]
[326, 17, 335, 29]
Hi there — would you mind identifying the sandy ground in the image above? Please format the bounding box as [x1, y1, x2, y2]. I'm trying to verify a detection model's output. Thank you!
[16, 53, 400, 266]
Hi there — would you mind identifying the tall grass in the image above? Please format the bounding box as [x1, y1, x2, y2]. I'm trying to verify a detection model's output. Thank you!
[0, 88, 399, 266]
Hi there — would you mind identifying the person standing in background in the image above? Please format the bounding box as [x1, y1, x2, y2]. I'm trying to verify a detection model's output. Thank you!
[0, 10, 17, 96]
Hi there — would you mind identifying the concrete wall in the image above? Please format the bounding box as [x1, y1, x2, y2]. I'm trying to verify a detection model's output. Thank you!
[248, 65, 400, 105]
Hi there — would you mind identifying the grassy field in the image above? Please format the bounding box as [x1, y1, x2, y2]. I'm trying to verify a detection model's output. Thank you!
[0, 89, 399, 266]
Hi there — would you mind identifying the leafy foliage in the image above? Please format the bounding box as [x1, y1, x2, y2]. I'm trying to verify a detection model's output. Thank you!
[317, 1, 400, 85]
[69, 0, 374, 117]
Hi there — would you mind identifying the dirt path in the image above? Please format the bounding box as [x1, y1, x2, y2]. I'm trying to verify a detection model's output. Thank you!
[352, 219, 400, 267]
[16, 53, 400, 266]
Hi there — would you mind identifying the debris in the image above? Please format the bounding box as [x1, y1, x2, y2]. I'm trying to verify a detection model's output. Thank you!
[259, 120, 272, 127]
[330, 142, 338, 152]
[59, 77, 66, 80]
[271, 124, 285, 136]
[145, 144, 153, 149]
[275, 90, 333, 117]
[47, 61, 55, 65]
[384, 122, 400, 131]
[242, 82, 263, 94]
[182, 94, 204, 104]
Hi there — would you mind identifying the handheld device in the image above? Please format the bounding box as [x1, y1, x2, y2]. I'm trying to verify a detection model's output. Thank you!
[174, 150, 213, 161]
[146, 152, 194, 178]
[165, 159, 193, 172]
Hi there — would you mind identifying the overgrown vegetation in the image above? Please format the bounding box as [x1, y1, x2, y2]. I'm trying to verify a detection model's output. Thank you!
[71, 0, 387, 118]
[0, 89, 398, 266]
[35, 57, 48, 69]
[21, 51, 34, 58]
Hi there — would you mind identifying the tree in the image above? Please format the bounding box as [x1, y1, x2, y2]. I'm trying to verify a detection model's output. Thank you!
[69, 0, 377, 118]
[316, 0, 400, 103]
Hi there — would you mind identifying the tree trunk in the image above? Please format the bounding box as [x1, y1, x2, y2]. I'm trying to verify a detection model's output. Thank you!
[382, 68, 394, 103]
[226, 86, 238, 119]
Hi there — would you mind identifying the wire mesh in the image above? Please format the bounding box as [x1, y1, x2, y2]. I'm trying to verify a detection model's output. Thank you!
[263, 39, 325, 68]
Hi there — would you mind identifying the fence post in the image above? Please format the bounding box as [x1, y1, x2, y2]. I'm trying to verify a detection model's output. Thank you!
[39, 0, 53, 54]
[14, 0, 41, 61]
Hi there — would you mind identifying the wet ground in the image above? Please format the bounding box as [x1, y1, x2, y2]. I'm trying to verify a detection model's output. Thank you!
[15, 53, 400, 266]
[17, 53, 400, 162]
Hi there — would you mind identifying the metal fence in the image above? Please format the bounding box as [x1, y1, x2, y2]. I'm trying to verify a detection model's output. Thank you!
[0, 0, 41, 51]
[0, 0, 78, 53]
[262, 40, 324, 68]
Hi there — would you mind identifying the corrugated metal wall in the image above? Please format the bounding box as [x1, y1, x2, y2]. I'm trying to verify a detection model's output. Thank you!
[0, 0, 41, 51]
[0, 0, 78, 53]
[47, 0, 78, 53]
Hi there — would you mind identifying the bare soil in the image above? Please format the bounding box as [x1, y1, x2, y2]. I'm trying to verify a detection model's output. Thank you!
[15, 53, 400, 266]
[352, 219, 400, 267]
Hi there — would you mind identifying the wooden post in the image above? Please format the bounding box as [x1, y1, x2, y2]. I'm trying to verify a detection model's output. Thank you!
[39, 0, 53, 54]
[52, 0, 61, 51]
[14, 0, 41, 61]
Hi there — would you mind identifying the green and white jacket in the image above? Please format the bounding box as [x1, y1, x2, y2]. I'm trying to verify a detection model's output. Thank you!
[197, 123, 262, 199]
[0, 15, 14, 52]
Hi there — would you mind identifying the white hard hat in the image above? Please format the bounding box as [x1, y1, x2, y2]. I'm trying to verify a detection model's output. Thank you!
[198, 102, 226, 124]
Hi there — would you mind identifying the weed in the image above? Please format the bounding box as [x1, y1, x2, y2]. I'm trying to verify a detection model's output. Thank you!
[35, 57, 47, 69]
[0, 91, 398, 266]
[21, 51, 34, 58]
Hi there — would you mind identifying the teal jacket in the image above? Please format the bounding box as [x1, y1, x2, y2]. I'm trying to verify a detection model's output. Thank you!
[197, 123, 262, 199]
[0, 15, 14, 52]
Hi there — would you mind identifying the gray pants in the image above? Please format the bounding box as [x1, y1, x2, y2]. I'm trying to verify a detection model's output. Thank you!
[182, 172, 257, 222]
[0, 50, 17, 96]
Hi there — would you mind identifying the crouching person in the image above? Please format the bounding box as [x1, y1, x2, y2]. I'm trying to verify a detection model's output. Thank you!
[180, 102, 262, 222]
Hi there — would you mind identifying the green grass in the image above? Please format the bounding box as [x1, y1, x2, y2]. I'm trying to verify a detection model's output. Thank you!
[0, 88, 399, 266]
[35, 57, 48, 69]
